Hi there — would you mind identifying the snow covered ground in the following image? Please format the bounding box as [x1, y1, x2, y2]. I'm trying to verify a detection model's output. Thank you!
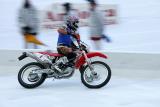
[0, 72, 160, 107]
[0, 0, 160, 52]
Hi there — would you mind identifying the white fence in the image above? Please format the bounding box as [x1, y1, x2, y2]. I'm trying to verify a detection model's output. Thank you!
[0, 50, 160, 79]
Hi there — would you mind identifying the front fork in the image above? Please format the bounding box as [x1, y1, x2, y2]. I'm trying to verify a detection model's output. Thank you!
[82, 51, 96, 75]
[82, 51, 99, 82]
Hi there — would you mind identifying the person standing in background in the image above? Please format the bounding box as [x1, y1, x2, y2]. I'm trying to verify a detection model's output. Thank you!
[62, 2, 78, 22]
[87, 0, 111, 50]
[18, 0, 45, 49]
[63, 2, 72, 19]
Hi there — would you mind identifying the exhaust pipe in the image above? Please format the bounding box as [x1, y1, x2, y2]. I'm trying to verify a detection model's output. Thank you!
[18, 52, 27, 60]
[25, 52, 45, 63]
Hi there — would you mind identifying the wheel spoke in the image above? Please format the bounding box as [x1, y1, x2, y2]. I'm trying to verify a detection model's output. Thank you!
[21, 65, 42, 84]
[82, 61, 111, 88]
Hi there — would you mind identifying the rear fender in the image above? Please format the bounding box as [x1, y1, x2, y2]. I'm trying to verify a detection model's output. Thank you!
[75, 52, 107, 69]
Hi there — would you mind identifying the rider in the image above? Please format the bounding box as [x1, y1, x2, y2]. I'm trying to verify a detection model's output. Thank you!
[55, 16, 80, 73]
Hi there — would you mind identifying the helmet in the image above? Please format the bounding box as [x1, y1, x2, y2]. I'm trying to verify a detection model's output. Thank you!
[66, 16, 79, 32]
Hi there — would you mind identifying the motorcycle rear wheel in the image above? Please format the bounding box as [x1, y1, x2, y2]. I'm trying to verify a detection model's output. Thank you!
[18, 62, 46, 88]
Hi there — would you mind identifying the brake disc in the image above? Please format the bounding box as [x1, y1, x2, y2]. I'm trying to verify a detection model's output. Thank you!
[28, 73, 40, 82]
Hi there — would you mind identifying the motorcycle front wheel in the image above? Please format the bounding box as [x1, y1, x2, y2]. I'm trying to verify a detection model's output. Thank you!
[18, 62, 46, 88]
[81, 61, 111, 89]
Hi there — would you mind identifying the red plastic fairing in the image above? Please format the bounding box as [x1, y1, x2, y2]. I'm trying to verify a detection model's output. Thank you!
[75, 52, 107, 69]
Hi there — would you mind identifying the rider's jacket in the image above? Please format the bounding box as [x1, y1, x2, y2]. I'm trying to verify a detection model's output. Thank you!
[57, 25, 80, 47]
[57, 25, 72, 47]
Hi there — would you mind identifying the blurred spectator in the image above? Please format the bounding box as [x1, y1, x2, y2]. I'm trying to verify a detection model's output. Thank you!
[63, 2, 72, 22]
[62, 2, 78, 22]
[18, 0, 44, 49]
[87, 0, 111, 50]
[63, 3, 72, 17]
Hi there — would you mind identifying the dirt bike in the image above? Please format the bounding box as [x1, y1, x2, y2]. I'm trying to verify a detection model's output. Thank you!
[18, 37, 111, 89]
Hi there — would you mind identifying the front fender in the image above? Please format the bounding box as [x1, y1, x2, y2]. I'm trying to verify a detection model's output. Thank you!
[75, 52, 107, 69]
